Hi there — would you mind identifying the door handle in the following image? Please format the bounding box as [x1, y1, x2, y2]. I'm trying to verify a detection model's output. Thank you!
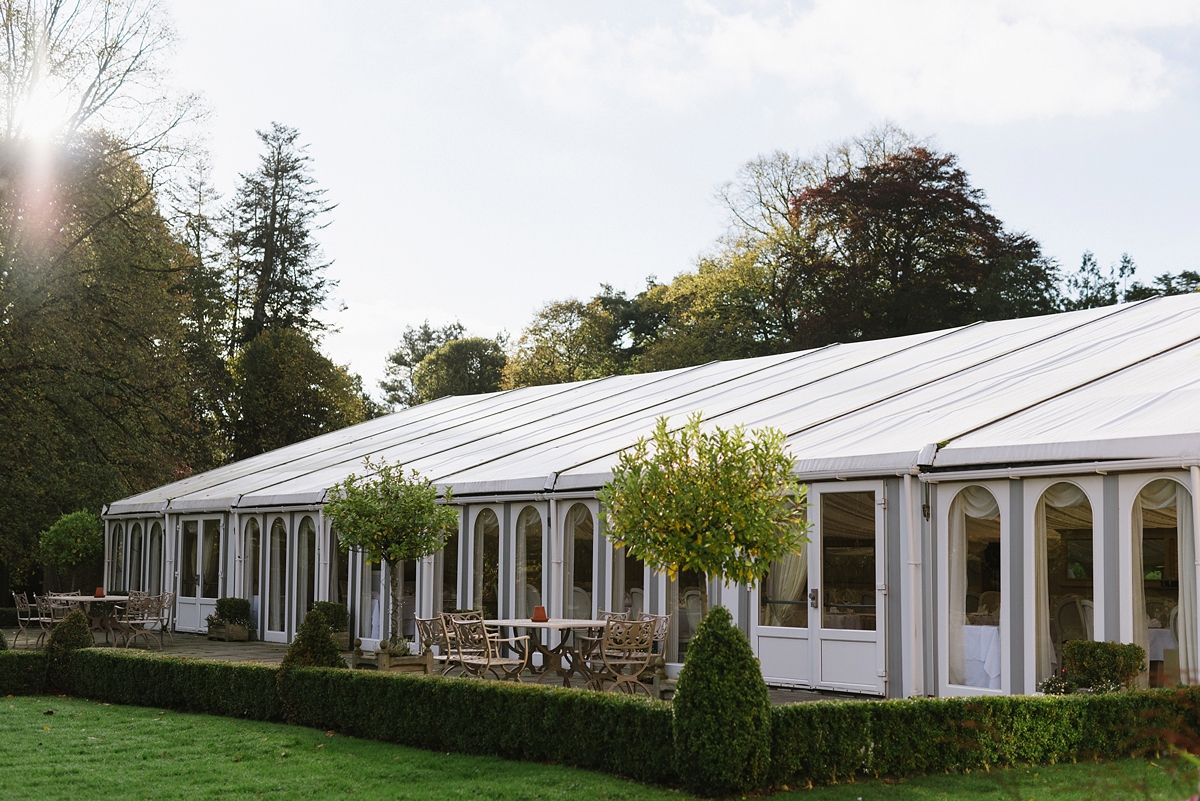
[809, 588, 819, 609]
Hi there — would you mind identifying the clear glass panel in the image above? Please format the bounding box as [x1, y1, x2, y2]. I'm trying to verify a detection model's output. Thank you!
[671, 568, 704, 660]
[128, 523, 144, 592]
[111, 524, 125, 590]
[402, 559, 417, 638]
[297, 516, 317, 619]
[359, 561, 382, 639]
[821, 491, 876, 631]
[147, 522, 163, 595]
[1137, 479, 1183, 688]
[244, 518, 261, 623]
[329, 529, 349, 606]
[949, 486, 1002, 688]
[515, 506, 542, 618]
[611, 545, 645, 618]
[201, 519, 221, 599]
[437, 527, 460, 613]
[1043, 483, 1094, 672]
[268, 518, 287, 632]
[567, 504, 593, 619]
[180, 521, 197, 597]
[472, 509, 500, 618]
[760, 550, 808, 628]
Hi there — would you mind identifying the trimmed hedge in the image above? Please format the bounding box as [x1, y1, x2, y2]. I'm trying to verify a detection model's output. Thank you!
[70, 649, 281, 721]
[0, 651, 46, 695]
[0, 606, 17, 627]
[769, 689, 1200, 788]
[277, 667, 676, 786]
[1065, 640, 1146, 691]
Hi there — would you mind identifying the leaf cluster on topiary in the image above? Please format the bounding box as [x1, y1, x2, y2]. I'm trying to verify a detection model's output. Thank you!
[672, 605, 772, 796]
[45, 608, 93, 690]
[0, 629, 7, 651]
[280, 608, 346, 671]
[1063, 640, 1146, 692]
[311, 601, 348, 632]
[214, 597, 252, 627]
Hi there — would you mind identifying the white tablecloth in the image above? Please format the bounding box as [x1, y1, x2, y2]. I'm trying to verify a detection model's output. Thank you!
[964, 624, 1002, 689]
[1148, 628, 1177, 662]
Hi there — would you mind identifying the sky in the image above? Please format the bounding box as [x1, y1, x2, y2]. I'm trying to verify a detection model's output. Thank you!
[162, 1, 1200, 396]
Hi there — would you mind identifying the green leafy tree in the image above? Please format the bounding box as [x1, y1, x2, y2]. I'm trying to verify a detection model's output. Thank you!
[502, 298, 629, 388]
[38, 511, 103, 592]
[231, 328, 369, 460]
[381, 320, 465, 408]
[410, 336, 506, 404]
[325, 459, 458, 647]
[598, 414, 808, 613]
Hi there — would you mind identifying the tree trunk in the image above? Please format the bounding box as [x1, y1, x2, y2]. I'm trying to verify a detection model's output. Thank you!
[388, 558, 402, 647]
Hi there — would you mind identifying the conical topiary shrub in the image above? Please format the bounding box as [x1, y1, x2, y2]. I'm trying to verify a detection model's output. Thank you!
[280, 607, 345, 670]
[45, 608, 93, 690]
[672, 605, 771, 796]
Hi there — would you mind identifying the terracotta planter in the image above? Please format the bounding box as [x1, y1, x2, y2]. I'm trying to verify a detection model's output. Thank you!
[207, 622, 249, 642]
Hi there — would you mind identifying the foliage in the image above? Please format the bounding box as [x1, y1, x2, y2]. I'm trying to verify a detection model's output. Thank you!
[280, 609, 345, 672]
[0, 651, 45, 695]
[381, 320, 465, 408]
[599, 414, 808, 609]
[411, 336, 507, 404]
[769, 688, 1200, 789]
[38, 511, 103, 568]
[325, 458, 458, 644]
[673, 606, 771, 795]
[228, 122, 335, 345]
[0, 628, 7, 650]
[502, 297, 633, 387]
[214, 597, 252, 627]
[1064, 251, 1199, 308]
[45, 608, 93, 690]
[231, 328, 369, 460]
[1063, 640, 1147, 692]
[311, 601, 349, 632]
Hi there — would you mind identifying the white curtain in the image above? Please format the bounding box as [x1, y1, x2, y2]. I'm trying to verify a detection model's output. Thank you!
[949, 486, 1000, 686]
[769, 548, 808, 627]
[1133, 479, 1183, 688]
[1034, 483, 1089, 684]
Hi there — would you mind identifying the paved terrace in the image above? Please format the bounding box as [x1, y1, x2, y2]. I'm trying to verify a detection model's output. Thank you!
[1, 628, 871, 705]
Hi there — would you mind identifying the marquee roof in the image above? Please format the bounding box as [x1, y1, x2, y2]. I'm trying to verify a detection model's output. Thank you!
[106, 293, 1200, 516]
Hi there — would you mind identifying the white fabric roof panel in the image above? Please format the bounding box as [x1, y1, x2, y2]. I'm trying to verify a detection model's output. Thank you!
[105, 294, 1200, 515]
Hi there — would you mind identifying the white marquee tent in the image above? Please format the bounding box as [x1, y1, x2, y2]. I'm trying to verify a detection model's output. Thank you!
[105, 293, 1200, 697]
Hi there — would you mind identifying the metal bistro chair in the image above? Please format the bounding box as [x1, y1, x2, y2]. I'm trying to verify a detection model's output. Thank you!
[582, 618, 656, 695]
[414, 615, 459, 675]
[121, 594, 164, 650]
[12, 592, 49, 649]
[450, 617, 529, 681]
[582, 610, 628, 659]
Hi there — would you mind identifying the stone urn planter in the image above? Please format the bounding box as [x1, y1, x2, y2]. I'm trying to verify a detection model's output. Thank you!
[207, 622, 250, 642]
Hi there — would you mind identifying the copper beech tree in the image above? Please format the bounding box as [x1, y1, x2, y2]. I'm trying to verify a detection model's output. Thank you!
[325, 459, 458, 648]
[599, 414, 809, 614]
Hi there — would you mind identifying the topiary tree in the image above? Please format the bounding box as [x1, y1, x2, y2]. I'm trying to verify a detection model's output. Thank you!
[599, 414, 808, 612]
[325, 458, 458, 648]
[38, 511, 103, 592]
[672, 605, 771, 795]
[0, 629, 7, 651]
[280, 608, 346, 670]
[311, 601, 349, 632]
[45, 608, 93, 690]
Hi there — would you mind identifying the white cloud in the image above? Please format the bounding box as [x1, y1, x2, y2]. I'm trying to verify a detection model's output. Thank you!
[507, 0, 1196, 124]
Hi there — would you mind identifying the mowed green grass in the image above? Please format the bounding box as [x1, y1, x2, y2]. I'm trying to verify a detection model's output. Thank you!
[0, 694, 1195, 800]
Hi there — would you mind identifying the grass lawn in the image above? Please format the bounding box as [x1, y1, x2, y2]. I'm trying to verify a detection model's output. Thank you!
[1, 694, 1196, 800]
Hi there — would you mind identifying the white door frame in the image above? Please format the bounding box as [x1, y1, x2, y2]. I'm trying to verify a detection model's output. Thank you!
[809, 480, 888, 695]
[175, 515, 223, 633]
[262, 513, 291, 643]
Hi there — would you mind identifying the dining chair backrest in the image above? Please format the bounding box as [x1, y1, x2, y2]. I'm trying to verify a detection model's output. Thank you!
[639, 612, 670, 645]
[1080, 599, 1095, 641]
[628, 588, 644, 619]
[598, 610, 628, 622]
[415, 615, 450, 652]
[450, 617, 492, 658]
[603, 618, 654, 654]
[13, 592, 31, 619]
[571, 587, 591, 619]
[978, 591, 1001, 614]
[1170, 605, 1180, 648]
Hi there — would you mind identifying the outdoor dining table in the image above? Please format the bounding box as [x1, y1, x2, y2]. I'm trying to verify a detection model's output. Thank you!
[483, 618, 608, 687]
[47, 594, 131, 641]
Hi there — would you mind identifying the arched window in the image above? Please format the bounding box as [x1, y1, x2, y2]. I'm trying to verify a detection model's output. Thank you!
[110, 523, 125, 589]
[1034, 483, 1094, 685]
[147, 522, 163, 595]
[515, 507, 542, 618]
[565, 504, 594, 619]
[473, 509, 500, 618]
[268, 517, 288, 633]
[128, 523, 144, 592]
[244, 518, 261, 622]
[948, 486, 1001, 689]
[1134, 479, 1195, 687]
[298, 516, 317, 619]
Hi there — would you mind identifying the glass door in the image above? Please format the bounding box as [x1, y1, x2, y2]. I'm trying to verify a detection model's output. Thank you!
[809, 482, 887, 695]
[263, 516, 290, 643]
[176, 517, 222, 632]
